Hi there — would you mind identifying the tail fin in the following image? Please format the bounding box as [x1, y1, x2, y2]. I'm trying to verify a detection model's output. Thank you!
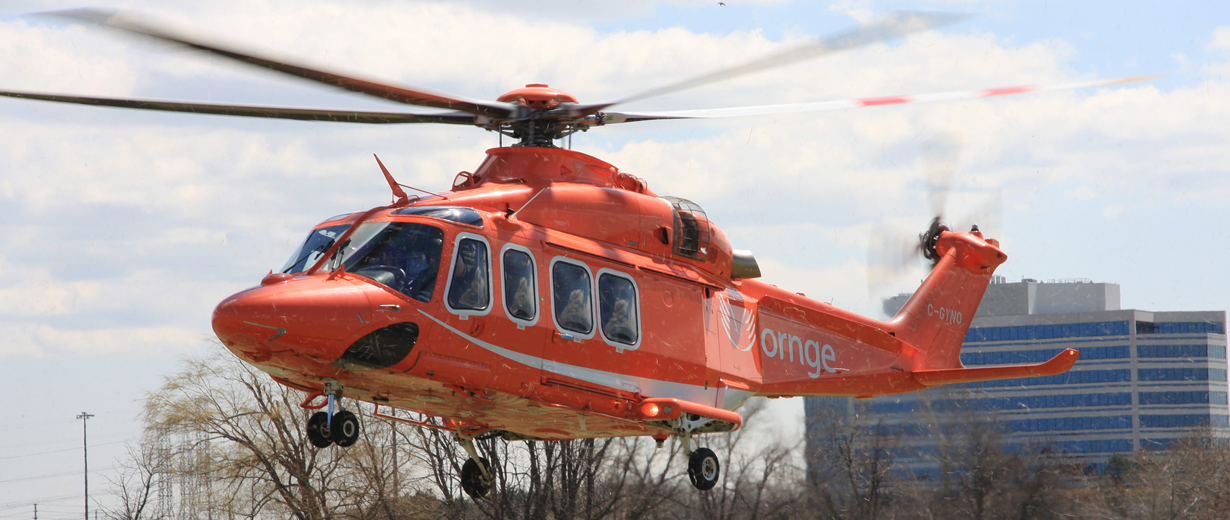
[886, 230, 1006, 370]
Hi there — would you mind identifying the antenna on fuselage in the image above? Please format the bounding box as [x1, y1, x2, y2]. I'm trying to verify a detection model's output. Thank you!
[372, 154, 448, 202]
[373, 154, 409, 203]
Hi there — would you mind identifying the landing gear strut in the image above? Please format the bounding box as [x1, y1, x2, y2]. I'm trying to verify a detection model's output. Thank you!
[305, 379, 360, 448]
[457, 435, 493, 499]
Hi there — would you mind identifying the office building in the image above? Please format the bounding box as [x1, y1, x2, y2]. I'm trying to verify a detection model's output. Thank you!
[806, 277, 1228, 476]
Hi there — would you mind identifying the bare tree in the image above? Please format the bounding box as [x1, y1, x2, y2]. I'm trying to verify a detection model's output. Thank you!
[103, 434, 174, 520]
[602, 436, 681, 518]
[894, 390, 1079, 520]
[1078, 430, 1230, 520]
[143, 350, 356, 520]
[804, 412, 899, 520]
[691, 399, 800, 520]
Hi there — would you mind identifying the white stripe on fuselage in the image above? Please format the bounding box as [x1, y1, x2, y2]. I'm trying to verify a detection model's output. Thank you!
[418, 310, 722, 406]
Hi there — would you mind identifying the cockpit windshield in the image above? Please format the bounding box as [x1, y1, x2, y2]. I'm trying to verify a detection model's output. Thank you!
[324, 222, 445, 302]
[282, 224, 351, 274]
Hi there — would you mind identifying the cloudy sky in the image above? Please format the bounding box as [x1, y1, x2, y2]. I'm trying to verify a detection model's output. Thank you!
[2, 0, 1228, 514]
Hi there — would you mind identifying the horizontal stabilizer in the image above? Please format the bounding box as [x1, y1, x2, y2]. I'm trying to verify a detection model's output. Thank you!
[911, 348, 1080, 387]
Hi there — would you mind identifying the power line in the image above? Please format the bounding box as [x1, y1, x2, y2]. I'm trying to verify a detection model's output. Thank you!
[0, 495, 79, 512]
[0, 463, 121, 485]
[0, 470, 80, 485]
[6, 431, 130, 451]
[0, 440, 127, 461]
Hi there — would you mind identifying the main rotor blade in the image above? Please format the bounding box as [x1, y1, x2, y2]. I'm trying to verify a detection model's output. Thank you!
[0, 90, 478, 125]
[599, 75, 1162, 123]
[569, 11, 966, 118]
[43, 9, 519, 120]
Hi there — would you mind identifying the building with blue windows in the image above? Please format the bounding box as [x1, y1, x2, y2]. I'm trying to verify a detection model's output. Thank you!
[805, 278, 1228, 476]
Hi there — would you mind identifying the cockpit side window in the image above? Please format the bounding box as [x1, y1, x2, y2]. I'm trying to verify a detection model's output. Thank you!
[329, 222, 445, 302]
[282, 224, 352, 274]
[552, 259, 593, 336]
[662, 196, 711, 261]
[446, 235, 492, 313]
[502, 247, 537, 324]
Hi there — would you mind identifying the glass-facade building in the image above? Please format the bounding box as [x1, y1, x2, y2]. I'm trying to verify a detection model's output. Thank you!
[805, 279, 1228, 475]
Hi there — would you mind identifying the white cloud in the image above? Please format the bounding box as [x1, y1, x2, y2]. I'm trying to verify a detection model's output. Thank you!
[0, 0, 1227, 344]
[1206, 26, 1230, 53]
[827, 0, 877, 23]
[0, 323, 204, 357]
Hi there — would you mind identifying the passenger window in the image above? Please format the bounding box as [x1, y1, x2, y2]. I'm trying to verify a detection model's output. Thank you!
[447, 236, 491, 312]
[503, 249, 536, 322]
[552, 260, 593, 335]
[598, 272, 639, 346]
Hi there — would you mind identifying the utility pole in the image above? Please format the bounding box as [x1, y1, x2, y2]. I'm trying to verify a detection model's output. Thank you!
[77, 412, 94, 520]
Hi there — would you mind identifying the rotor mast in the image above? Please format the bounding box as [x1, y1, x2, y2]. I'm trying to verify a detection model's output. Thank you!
[494, 84, 596, 147]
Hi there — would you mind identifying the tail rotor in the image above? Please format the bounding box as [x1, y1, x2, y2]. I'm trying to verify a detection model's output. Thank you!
[867, 131, 1002, 313]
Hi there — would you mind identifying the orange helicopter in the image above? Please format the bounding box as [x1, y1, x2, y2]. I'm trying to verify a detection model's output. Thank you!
[4, 10, 1153, 498]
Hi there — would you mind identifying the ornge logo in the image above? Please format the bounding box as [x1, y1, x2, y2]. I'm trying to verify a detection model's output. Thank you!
[760, 328, 837, 379]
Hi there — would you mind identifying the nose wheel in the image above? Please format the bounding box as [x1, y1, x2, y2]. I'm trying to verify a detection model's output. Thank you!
[307, 412, 333, 448]
[303, 380, 360, 448]
[331, 410, 360, 447]
[306, 409, 361, 448]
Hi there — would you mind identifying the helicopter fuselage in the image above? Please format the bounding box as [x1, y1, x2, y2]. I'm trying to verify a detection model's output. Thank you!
[211, 145, 1075, 441]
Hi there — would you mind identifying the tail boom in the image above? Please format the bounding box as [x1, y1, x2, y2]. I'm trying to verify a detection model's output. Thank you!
[747, 229, 1078, 398]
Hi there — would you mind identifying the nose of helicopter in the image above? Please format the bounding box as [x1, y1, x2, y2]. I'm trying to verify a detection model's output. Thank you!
[212, 276, 373, 365]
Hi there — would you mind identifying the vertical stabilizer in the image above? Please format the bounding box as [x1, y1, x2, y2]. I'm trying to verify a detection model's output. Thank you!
[886, 230, 1006, 370]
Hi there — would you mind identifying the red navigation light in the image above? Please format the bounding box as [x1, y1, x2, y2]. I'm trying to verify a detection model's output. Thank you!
[642, 403, 660, 417]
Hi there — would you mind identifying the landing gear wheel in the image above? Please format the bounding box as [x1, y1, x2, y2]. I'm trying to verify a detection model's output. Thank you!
[687, 447, 720, 491]
[460, 457, 494, 499]
[331, 410, 360, 447]
[307, 411, 332, 448]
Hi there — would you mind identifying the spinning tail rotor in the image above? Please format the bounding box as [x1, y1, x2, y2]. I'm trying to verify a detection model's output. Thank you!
[868, 132, 1003, 310]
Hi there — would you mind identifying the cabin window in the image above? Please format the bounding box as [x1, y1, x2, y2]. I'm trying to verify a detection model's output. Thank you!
[598, 270, 639, 348]
[552, 259, 593, 336]
[446, 234, 492, 313]
[327, 222, 444, 302]
[502, 247, 537, 324]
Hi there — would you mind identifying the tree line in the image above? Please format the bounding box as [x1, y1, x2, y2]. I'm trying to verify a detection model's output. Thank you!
[104, 351, 1230, 520]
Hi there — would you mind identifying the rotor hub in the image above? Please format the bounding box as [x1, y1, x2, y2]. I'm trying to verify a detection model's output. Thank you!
[497, 84, 578, 110]
[919, 216, 949, 264]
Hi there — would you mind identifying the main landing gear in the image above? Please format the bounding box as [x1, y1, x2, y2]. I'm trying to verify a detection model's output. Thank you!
[679, 432, 721, 491]
[305, 379, 361, 448]
[457, 435, 494, 499]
